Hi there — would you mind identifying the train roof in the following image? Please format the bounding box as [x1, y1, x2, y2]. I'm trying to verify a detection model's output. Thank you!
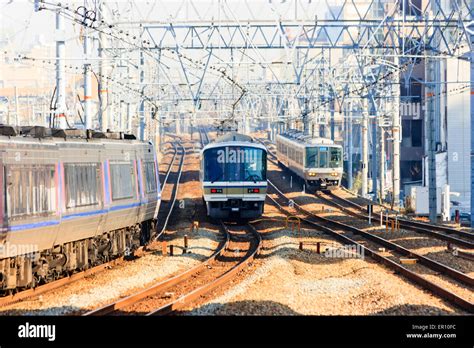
[0, 125, 143, 143]
[202, 132, 266, 152]
[214, 132, 254, 143]
[277, 130, 338, 146]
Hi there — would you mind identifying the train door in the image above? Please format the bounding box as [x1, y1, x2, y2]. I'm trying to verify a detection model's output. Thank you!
[319, 146, 329, 169]
[96, 147, 108, 235]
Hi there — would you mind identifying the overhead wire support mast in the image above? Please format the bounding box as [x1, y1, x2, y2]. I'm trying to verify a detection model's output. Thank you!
[469, 0, 474, 227]
[98, 0, 108, 132]
[55, 7, 67, 129]
[83, 25, 92, 130]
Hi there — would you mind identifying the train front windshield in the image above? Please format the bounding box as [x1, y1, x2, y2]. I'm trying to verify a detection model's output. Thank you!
[204, 146, 267, 182]
[306, 146, 342, 169]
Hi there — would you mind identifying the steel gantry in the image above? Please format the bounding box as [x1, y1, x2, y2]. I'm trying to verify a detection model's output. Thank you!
[35, 0, 474, 219]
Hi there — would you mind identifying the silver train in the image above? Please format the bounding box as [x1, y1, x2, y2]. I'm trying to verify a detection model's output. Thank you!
[276, 130, 343, 189]
[200, 132, 267, 219]
[0, 126, 161, 291]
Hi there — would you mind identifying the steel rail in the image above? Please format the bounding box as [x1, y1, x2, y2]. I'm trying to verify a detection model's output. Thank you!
[147, 222, 262, 315]
[267, 180, 474, 313]
[0, 257, 124, 308]
[325, 191, 474, 247]
[262, 136, 474, 248]
[318, 191, 474, 249]
[160, 141, 179, 188]
[199, 127, 210, 147]
[84, 222, 231, 316]
[310, 192, 473, 287]
[154, 141, 186, 240]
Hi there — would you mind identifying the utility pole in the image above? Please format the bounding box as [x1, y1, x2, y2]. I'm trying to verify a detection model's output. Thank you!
[98, 1, 109, 132]
[426, 55, 438, 223]
[119, 100, 124, 130]
[379, 124, 385, 202]
[14, 86, 19, 125]
[139, 42, 145, 140]
[425, 0, 442, 222]
[392, 97, 401, 209]
[330, 97, 335, 141]
[55, 10, 67, 129]
[361, 101, 369, 198]
[127, 102, 132, 132]
[83, 15, 92, 130]
[469, 3, 474, 227]
[347, 101, 353, 190]
[371, 107, 378, 199]
[391, 52, 401, 210]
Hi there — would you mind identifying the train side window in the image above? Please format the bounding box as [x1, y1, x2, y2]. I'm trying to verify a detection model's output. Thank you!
[110, 162, 135, 200]
[5, 165, 56, 220]
[289, 147, 295, 159]
[64, 163, 100, 208]
[143, 161, 157, 193]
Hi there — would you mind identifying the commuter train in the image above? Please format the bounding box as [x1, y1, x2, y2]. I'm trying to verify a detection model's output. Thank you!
[200, 132, 267, 219]
[0, 126, 161, 291]
[276, 130, 343, 189]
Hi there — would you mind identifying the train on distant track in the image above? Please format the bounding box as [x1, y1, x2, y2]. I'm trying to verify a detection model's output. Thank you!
[200, 132, 267, 219]
[276, 130, 343, 190]
[0, 126, 161, 292]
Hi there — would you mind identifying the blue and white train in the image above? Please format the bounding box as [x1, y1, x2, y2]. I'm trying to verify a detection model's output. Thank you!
[0, 126, 161, 291]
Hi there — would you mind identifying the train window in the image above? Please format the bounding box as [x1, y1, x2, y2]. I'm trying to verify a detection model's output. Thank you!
[143, 161, 157, 193]
[203, 148, 226, 182]
[289, 147, 295, 159]
[242, 148, 266, 182]
[319, 147, 329, 168]
[64, 163, 100, 208]
[330, 148, 342, 168]
[110, 162, 135, 200]
[306, 147, 318, 168]
[204, 146, 266, 182]
[5, 165, 56, 220]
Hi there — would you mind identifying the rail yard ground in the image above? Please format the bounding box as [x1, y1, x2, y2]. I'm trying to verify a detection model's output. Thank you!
[0, 132, 471, 316]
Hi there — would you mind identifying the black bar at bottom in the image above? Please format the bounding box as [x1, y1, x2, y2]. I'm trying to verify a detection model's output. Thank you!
[0, 315, 471, 346]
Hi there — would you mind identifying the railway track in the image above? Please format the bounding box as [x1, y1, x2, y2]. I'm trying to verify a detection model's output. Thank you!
[154, 140, 186, 239]
[262, 137, 474, 248]
[159, 141, 179, 188]
[0, 257, 126, 308]
[266, 180, 474, 313]
[198, 126, 210, 147]
[85, 222, 262, 315]
[318, 190, 474, 249]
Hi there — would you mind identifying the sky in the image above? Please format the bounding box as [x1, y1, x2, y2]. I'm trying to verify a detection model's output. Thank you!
[1, 0, 330, 54]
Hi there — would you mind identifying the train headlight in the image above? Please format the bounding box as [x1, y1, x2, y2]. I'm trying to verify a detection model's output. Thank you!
[331, 172, 338, 177]
[308, 172, 316, 177]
